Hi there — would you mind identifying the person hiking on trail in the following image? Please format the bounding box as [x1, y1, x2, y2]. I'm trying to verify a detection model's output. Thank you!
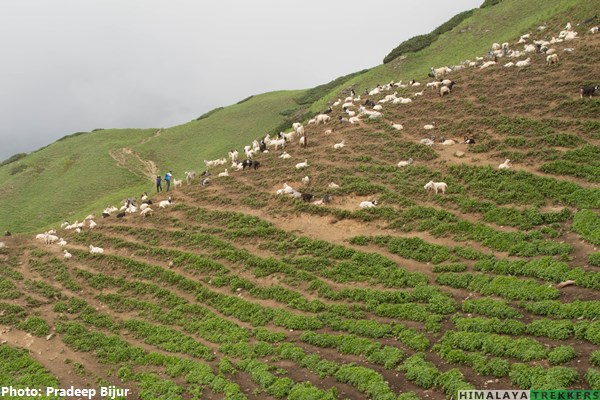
[165, 170, 172, 191]
[156, 175, 163, 192]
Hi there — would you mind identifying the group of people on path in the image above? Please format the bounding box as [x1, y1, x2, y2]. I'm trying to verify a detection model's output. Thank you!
[156, 171, 172, 193]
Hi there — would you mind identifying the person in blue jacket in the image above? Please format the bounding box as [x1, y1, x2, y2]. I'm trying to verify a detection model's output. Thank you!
[164, 171, 172, 191]
[156, 175, 163, 192]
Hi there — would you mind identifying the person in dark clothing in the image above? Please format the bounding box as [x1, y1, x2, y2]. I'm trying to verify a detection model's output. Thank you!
[164, 171, 172, 192]
[156, 175, 163, 192]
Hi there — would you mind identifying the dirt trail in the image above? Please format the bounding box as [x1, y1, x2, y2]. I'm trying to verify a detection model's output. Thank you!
[108, 147, 157, 181]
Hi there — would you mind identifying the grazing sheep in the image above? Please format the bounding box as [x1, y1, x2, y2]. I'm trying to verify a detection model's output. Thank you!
[315, 114, 331, 124]
[479, 61, 496, 69]
[140, 203, 149, 211]
[440, 86, 451, 97]
[397, 158, 413, 168]
[301, 176, 310, 186]
[58, 238, 67, 247]
[546, 54, 559, 65]
[228, 150, 239, 164]
[349, 116, 361, 124]
[173, 179, 183, 188]
[202, 178, 210, 186]
[424, 123, 435, 130]
[440, 137, 456, 145]
[84, 214, 94, 221]
[464, 136, 476, 144]
[359, 200, 378, 208]
[295, 160, 309, 169]
[89, 245, 104, 254]
[279, 152, 291, 159]
[185, 171, 196, 184]
[333, 140, 345, 150]
[140, 207, 153, 217]
[116, 212, 126, 219]
[324, 129, 333, 135]
[63, 249, 72, 259]
[218, 169, 229, 177]
[580, 85, 598, 98]
[159, 196, 173, 209]
[420, 138, 435, 146]
[409, 80, 420, 87]
[504, 62, 515, 67]
[299, 136, 306, 148]
[89, 220, 97, 229]
[269, 138, 286, 150]
[498, 159, 512, 169]
[515, 58, 531, 67]
[424, 181, 448, 194]
[391, 123, 403, 130]
[328, 182, 340, 189]
[591, 26, 599, 34]
[46, 234, 59, 245]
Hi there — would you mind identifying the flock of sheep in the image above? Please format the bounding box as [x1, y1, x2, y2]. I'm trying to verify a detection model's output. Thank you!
[29, 19, 598, 256]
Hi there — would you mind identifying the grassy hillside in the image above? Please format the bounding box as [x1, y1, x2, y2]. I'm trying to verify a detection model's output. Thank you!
[0, 90, 303, 233]
[310, 0, 598, 112]
[1, 3, 600, 398]
[3, 0, 596, 234]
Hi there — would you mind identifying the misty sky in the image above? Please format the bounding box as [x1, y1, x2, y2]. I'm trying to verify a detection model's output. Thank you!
[0, 0, 482, 161]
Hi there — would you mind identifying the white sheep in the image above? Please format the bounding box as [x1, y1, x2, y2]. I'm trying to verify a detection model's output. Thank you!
[414, 90, 424, 97]
[87, 219, 96, 228]
[504, 62, 515, 67]
[269, 138, 286, 150]
[397, 158, 413, 168]
[515, 58, 531, 67]
[523, 44, 536, 53]
[173, 179, 183, 188]
[228, 150, 239, 164]
[46, 234, 59, 245]
[333, 140, 345, 150]
[479, 61, 496, 69]
[440, 86, 451, 97]
[563, 31, 578, 41]
[392, 123, 403, 130]
[590, 26, 599, 34]
[58, 238, 68, 247]
[185, 171, 196, 185]
[295, 160, 309, 169]
[159, 196, 173, 209]
[424, 181, 448, 194]
[140, 207, 153, 217]
[359, 200, 378, 209]
[373, 104, 383, 111]
[299, 136, 306, 147]
[315, 114, 331, 124]
[89, 245, 104, 254]
[420, 138, 435, 146]
[324, 129, 333, 135]
[63, 249, 72, 259]
[441, 139, 456, 145]
[84, 214, 95, 220]
[546, 54, 559, 65]
[301, 176, 310, 185]
[349, 116, 361, 124]
[140, 203, 149, 211]
[423, 123, 435, 130]
[328, 182, 340, 189]
[279, 152, 291, 159]
[498, 159, 512, 169]
[283, 183, 295, 194]
[218, 169, 229, 177]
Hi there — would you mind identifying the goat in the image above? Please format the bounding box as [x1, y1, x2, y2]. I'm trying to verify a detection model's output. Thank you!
[581, 85, 598, 99]
[464, 136, 476, 144]
[301, 193, 314, 202]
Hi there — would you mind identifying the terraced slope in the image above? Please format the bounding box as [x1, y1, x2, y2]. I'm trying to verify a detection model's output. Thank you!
[1, 17, 599, 399]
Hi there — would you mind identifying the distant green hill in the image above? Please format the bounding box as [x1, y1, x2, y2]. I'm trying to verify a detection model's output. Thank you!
[1, 0, 596, 233]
